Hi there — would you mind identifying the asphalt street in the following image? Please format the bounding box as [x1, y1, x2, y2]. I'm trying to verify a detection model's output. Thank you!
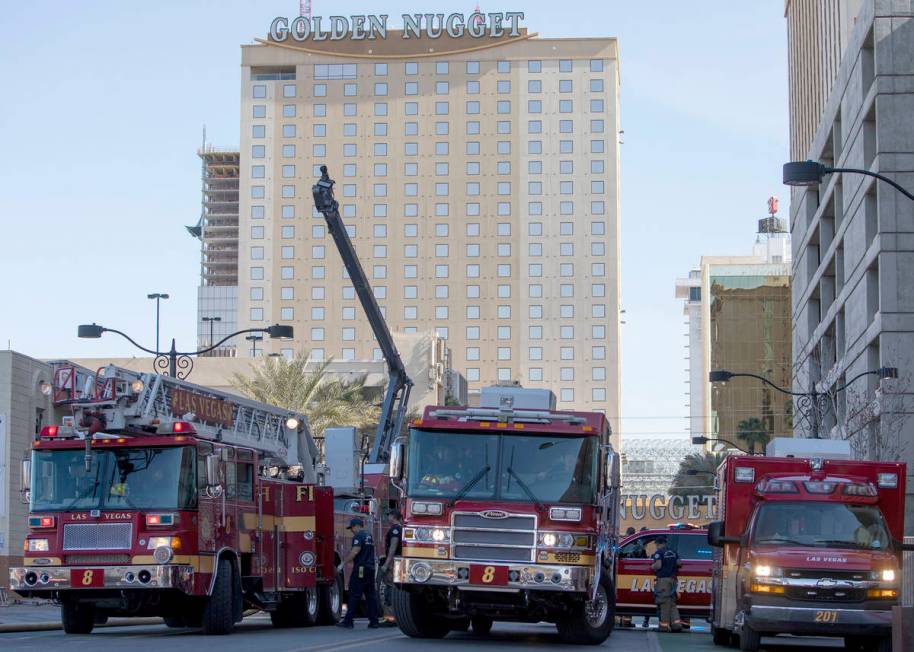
[0, 613, 846, 651]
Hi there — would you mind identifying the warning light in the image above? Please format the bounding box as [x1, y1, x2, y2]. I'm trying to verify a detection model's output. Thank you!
[40, 426, 59, 437]
[171, 421, 196, 434]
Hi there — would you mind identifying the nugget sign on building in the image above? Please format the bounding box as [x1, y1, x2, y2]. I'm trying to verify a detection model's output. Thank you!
[269, 12, 525, 42]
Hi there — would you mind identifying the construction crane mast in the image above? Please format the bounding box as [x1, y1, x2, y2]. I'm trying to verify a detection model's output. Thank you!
[312, 166, 412, 464]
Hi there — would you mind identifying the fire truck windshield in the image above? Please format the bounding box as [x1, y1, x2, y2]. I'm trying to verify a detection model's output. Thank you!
[751, 501, 891, 550]
[30, 447, 197, 512]
[407, 430, 596, 504]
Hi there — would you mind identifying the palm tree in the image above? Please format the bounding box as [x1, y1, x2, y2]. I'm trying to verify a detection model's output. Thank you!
[230, 351, 381, 445]
[736, 417, 770, 455]
[669, 452, 724, 497]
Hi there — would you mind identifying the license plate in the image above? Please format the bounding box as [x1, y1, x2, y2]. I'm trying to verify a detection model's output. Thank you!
[469, 564, 508, 586]
[814, 610, 838, 624]
[70, 568, 104, 588]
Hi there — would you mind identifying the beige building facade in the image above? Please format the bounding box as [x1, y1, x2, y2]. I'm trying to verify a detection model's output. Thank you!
[235, 19, 621, 431]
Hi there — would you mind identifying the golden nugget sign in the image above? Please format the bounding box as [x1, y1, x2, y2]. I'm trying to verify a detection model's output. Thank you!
[269, 12, 525, 42]
[171, 388, 235, 429]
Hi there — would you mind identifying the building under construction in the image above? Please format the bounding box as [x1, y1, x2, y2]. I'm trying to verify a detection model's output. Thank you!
[188, 144, 240, 356]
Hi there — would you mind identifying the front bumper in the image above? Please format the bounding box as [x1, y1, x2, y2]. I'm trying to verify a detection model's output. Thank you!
[10, 565, 195, 594]
[745, 605, 892, 636]
[393, 557, 592, 593]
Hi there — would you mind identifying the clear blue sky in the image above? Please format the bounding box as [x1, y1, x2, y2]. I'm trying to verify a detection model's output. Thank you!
[0, 1, 788, 439]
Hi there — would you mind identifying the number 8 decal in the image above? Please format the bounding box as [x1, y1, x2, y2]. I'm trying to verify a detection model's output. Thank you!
[481, 566, 495, 583]
[82, 570, 94, 586]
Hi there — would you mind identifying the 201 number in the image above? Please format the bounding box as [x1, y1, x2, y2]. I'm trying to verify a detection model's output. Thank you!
[814, 610, 838, 623]
[481, 566, 496, 583]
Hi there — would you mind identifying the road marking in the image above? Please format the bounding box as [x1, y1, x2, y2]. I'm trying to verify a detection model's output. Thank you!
[284, 632, 401, 652]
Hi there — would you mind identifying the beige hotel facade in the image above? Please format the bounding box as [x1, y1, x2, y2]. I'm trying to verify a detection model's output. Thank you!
[236, 15, 621, 423]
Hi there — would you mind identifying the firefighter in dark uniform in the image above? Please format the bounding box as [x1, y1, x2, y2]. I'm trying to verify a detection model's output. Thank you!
[651, 535, 684, 632]
[337, 517, 380, 629]
[379, 510, 403, 626]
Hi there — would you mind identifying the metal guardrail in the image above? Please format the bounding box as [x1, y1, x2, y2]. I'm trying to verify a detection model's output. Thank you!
[904, 536, 914, 607]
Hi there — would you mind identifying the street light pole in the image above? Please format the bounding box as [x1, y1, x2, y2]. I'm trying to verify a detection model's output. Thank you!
[709, 368, 898, 439]
[783, 160, 914, 202]
[78, 323, 293, 380]
[691, 435, 752, 455]
[202, 316, 222, 348]
[147, 293, 170, 353]
[246, 334, 263, 358]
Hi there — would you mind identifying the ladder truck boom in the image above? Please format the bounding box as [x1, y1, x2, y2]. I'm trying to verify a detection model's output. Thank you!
[312, 166, 412, 464]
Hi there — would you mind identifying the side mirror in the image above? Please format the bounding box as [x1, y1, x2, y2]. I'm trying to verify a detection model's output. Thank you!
[708, 520, 741, 547]
[20, 459, 31, 502]
[390, 442, 404, 480]
[205, 454, 223, 487]
[605, 451, 620, 488]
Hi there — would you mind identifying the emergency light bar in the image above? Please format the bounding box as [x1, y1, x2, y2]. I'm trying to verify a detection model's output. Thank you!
[428, 407, 586, 425]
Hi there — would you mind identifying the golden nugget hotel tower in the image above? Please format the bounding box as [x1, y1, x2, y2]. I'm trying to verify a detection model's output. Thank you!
[237, 11, 620, 420]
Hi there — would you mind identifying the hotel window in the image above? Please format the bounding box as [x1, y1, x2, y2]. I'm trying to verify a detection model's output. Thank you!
[372, 265, 387, 279]
[560, 140, 573, 153]
[343, 144, 357, 157]
[314, 63, 357, 79]
[403, 286, 417, 299]
[529, 284, 543, 298]
[591, 263, 606, 277]
[561, 368, 574, 381]
[559, 100, 573, 113]
[529, 243, 542, 256]
[559, 120, 573, 133]
[560, 201, 574, 215]
[497, 100, 511, 114]
[310, 104, 321, 117]
[404, 244, 418, 258]
[497, 202, 511, 215]
[528, 100, 542, 113]
[497, 348, 511, 361]
[466, 161, 480, 175]
[560, 222, 573, 235]
[497, 80, 510, 94]
[466, 60, 479, 74]
[404, 265, 417, 278]
[497, 285, 511, 298]
[592, 367, 606, 381]
[404, 183, 418, 196]
[466, 243, 480, 257]
[560, 180, 573, 194]
[281, 246, 294, 259]
[252, 85, 266, 98]
[591, 140, 605, 153]
[435, 244, 449, 257]
[373, 183, 387, 197]
[404, 204, 418, 216]
[436, 62, 448, 74]
[312, 287, 325, 300]
[528, 222, 543, 236]
[466, 121, 480, 135]
[590, 99, 605, 113]
[528, 140, 542, 154]
[405, 61, 418, 75]
[528, 368, 543, 381]
[497, 243, 511, 257]
[343, 83, 357, 96]
[435, 121, 449, 135]
[466, 326, 480, 340]
[252, 145, 265, 158]
[252, 125, 265, 138]
[498, 141, 511, 154]
[342, 123, 356, 137]
[528, 79, 542, 93]
[528, 120, 542, 134]
[251, 165, 265, 178]
[435, 265, 448, 278]
[405, 81, 418, 96]
[467, 285, 480, 298]
[436, 81, 449, 95]
[374, 123, 388, 137]
[281, 287, 294, 301]
[590, 59, 603, 72]
[311, 307, 325, 320]
[467, 306, 480, 319]
[435, 306, 449, 319]
[467, 223, 480, 236]
[466, 264, 480, 278]
[253, 105, 266, 118]
[467, 202, 480, 215]
[559, 79, 572, 93]
[374, 82, 388, 96]
[373, 204, 388, 217]
[342, 184, 356, 197]
[280, 307, 294, 321]
[592, 388, 607, 402]
[250, 267, 263, 280]
[560, 284, 574, 298]
[281, 266, 294, 280]
[497, 369, 511, 382]
[529, 264, 543, 277]
[435, 102, 449, 115]
[404, 122, 418, 136]
[435, 285, 448, 298]
[282, 124, 296, 137]
[251, 226, 264, 239]
[591, 119, 605, 133]
[374, 143, 388, 156]
[592, 283, 606, 297]
[560, 326, 575, 340]
[250, 307, 264, 321]
[282, 165, 295, 178]
[560, 263, 574, 277]
[311, 328, 325, 341]
[592, 324, 606, 339]
[560, 243, 574, 256]
[283, 84, 296, 97]
[528, 59, 541, 73]
[591, 180, 605, 194]
[560, 305, 575, 319]
[591, 201, 605, 214]
[560, 347, 574, 361]
[497, 161, 511, 175]
[405, 142, 418, 155]
[559, 59, 572, 72]
[590, 78, 604, 92]
[341, 327, 356, 341]
[373, 244, 387, 258]
[435, 224, 448, 238]
[313, 84, 327, 97]
[251, 205, 265, 219]
[342, 287, 355, 299]
[405, 162, 418, 176]
[404, 224, 418, 237]
[313, 144, 326, 157]
[344, 103, 356, 116]
[251, 186, 264, 199]
[374, 102, 388, 116]
[497, 121, 511, 134]
[375, 162, 388, 176]
[284, 104, 297, 117]
[467, 369, 480, 382]
[467, 80, 480, 94]
[435, 142, 448, 155]
[466, 101, 480, 114]
[591, 160, 605, 174]
[282, 144, 295, 158]
[372, 62, 387, 76]
[466, 347, 480, 361]
[497, 223, 511, 236]
[497, 264, 511, 277]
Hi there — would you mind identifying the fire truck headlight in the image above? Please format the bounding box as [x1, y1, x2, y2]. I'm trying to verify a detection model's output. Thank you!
[148, 536, 181, 550]
[27, 538, 49, 552]
[882, 569, 896, 582]
[152, 546, 174, 564]
[542, 533, 557, 547]
[558, 533, 575, 548]
[410, 562, 432, 583]
[753, 565, 780, 578]
[431, 528, 448, 542]
[415, 527, 449, 543]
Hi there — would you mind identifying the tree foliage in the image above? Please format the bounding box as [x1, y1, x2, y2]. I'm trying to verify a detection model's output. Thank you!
[669, 451, 724, 497]
[736, 417, 770, 455]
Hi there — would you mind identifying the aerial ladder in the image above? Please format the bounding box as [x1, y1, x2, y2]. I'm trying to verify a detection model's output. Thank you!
[312, 166, 412, 464]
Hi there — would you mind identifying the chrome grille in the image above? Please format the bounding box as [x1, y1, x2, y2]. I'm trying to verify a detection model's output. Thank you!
[63, 523, 132, 551]
[451, 512, 535, 562]
[65, 553, 131, 566]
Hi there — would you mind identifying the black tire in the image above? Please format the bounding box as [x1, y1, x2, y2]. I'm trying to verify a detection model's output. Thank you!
[471, 615, 493, 635]
[61, 597, 95, 634]
[449, 618, 470, 632]
[271, 588, 319, 628]
[317, 572, 343, 625]
[712, 626, 732, 646]
[164, 616, 186, 629]
[202, 558, 236, 635]
[556, 572, 615, 645]
[392, 585, 449, 639]
[93, 613, 109, 625]
[738, 624, 761, 652]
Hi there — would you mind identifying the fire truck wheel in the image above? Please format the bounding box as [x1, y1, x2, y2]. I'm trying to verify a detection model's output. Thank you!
[61, 597, 95, 635]
[556, 572, 614, 645]
[392, 586, 449, 638]
[303, 587, 319, 625]
[449, 618, 470, 632]
[712, 626, 734, 646]
[202, 558, 236, 635]
[738, 624, 761, 652]
[470, 616, 493, 635]
[316, 572, 343, 624]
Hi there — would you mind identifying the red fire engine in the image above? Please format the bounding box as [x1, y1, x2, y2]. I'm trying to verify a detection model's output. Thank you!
[708, 438, 911, 651]
[10, 364, 343, 635]
[386, 385, 621, 644]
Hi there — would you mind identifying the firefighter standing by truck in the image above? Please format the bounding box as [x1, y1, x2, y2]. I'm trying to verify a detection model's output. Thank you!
[651, 535, 683, 632]
[338, 517, 380, 629]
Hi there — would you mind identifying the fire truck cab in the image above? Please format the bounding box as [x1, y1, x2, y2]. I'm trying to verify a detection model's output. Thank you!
[708, 438, 910, 652]
[10, 364, 342, 635]
[388, 385, 621, 645]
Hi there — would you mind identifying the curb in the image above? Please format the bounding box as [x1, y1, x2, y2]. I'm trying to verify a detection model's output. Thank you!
[0, 617, 162, 634]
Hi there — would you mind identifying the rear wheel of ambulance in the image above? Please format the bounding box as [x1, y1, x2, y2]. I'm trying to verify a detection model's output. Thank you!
[61, 597, 95, 634]
[712, 626, 734, 646]
[556, 573, 614, 645]
[317, 572, 343, 624]
[738, 624, 761, 652]
[392, 586, 449, 638]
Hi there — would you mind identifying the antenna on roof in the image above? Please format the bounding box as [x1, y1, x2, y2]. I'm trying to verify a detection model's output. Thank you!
[300, 0, 312, 19]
